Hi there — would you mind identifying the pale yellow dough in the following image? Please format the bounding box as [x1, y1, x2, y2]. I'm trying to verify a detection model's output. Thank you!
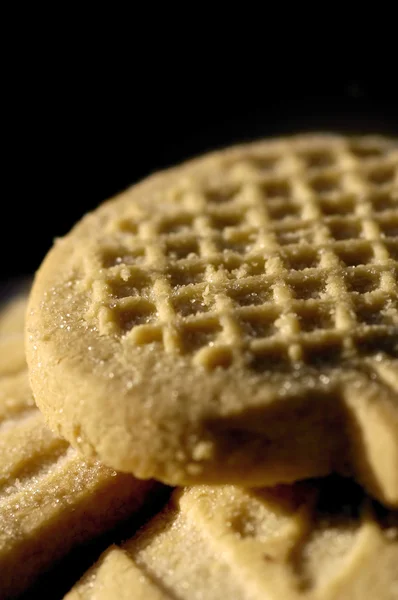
[0, 296, 158, 598]
[65, 479, 398, 600]
[26, 133, 398, 504]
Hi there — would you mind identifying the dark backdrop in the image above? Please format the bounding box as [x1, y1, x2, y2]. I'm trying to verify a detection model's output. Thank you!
[3, 56, 398, 283]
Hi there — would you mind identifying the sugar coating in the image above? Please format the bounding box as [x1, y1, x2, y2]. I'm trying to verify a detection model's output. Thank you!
[86, 137, 398, 371]
[0, 300, 156, 598]
[25, 134, 398, 502]
[65, 478, 398, 600]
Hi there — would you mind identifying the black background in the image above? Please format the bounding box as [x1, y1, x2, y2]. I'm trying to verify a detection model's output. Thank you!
[3, 51, 398, 284]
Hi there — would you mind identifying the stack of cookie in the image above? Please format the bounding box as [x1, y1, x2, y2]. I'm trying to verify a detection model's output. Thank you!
[0, 288, 159, 598]
[1, 134, 397, 598]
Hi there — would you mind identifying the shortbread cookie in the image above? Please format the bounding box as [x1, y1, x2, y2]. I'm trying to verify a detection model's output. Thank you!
[26, 134, 398, 503]
[0, 294, 27, 336]
[0, 285, 30, 378]
[0, 278, 31, 336]
[0, 283, 30, 378]
[64, 477, 398, 600]
[0, 334, 28, 378]
[0, 334, 157, 599]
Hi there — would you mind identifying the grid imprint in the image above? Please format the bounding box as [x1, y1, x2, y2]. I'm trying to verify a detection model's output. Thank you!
[89, 136, 398, 370]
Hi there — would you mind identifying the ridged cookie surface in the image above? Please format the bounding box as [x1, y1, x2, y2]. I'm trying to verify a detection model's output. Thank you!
[26, 134, 398, 503]
[65, 478, 398, 600]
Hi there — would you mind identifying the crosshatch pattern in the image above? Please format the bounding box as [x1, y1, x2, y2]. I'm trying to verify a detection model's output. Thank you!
[89, 136, 398, 371]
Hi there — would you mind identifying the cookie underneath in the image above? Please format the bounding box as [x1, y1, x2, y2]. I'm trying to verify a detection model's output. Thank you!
[0, 303, 158, 598]
[65, 477, 398, 600]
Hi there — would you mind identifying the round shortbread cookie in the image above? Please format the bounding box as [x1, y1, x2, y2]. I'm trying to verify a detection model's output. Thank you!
[25, 133, 398, 503]
[65, 478, 398, 600]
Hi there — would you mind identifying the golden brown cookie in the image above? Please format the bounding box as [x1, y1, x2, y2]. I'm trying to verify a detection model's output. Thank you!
[64, 478, 398, 600]
[25, 134, 398, 504]
[0, 331, 158, 599]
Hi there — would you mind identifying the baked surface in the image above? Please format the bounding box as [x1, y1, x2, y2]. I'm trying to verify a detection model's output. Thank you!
[26, 134, 398, 502]
[0, 296, 156, 598]
[65, 478, 398, 600]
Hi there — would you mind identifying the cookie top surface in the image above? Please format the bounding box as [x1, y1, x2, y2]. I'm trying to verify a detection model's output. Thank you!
[25, 133, 398, 494]
[65, 478, 398, 600]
